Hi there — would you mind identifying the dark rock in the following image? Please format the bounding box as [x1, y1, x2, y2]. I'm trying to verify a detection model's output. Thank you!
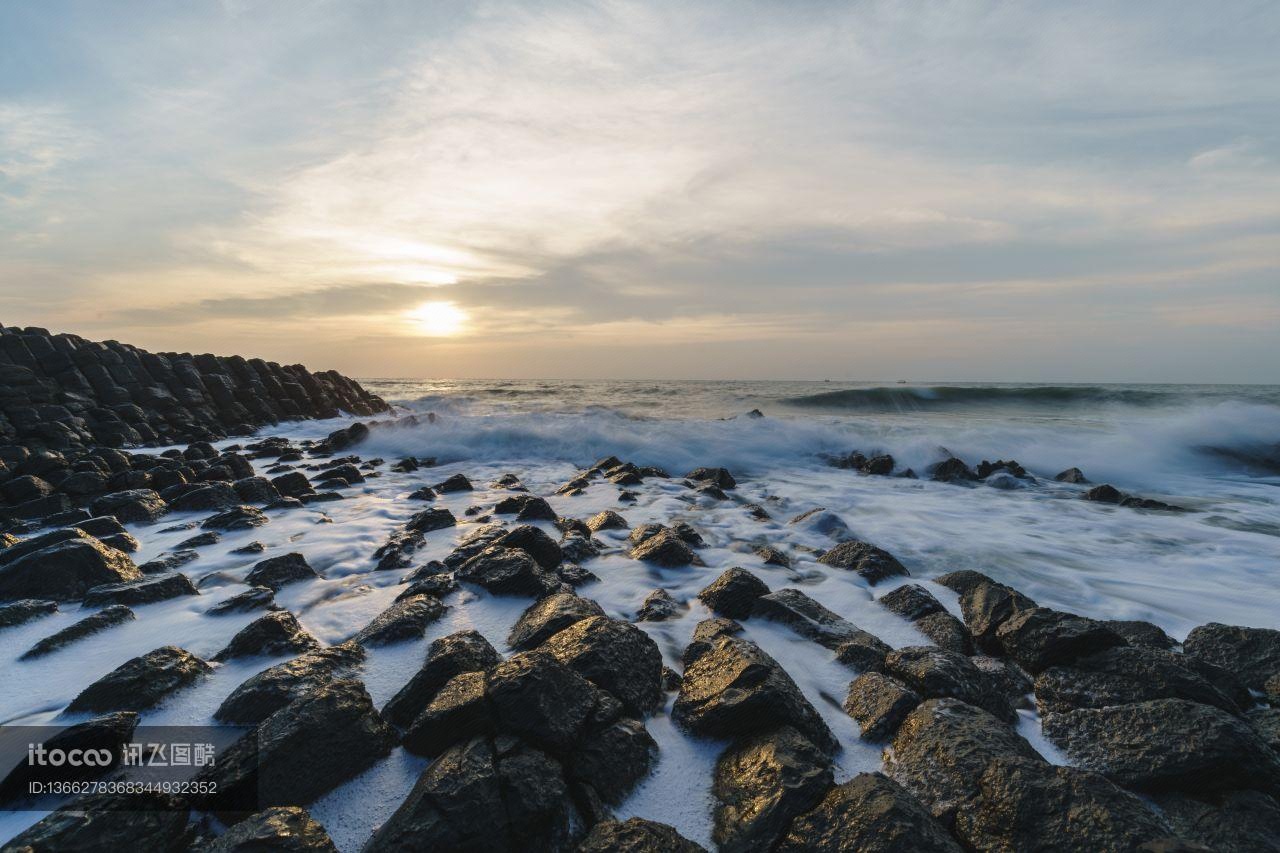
[1054, 467, 1089, 483]
[90, 489, 167, 523]
[567, 715, 656, 808]
[754, 588, 886, 652]
[457, 546, 556, 596]
[775, 772, 963, 853]
[586, 510, 628, 531]
[1, 473, 53, 504]
[754, 544, 791, 567]
[542, 615, 664, 714]
[200, 806, 339, 852]
[995, 606, 1127, 673]
[1183, 622, 1280, 691]
[484, 651, 598, 751]
[1152, 788, 1280, 853]
[683, 617, 743, 667]
[845, 671, 922, 741]
[496, 524, 563, 570]
[214, 611, 320, 661]
[435, 473, 473, 492]
[232, 475, 281, 505]
[637, 588, 679, 621]
[933, 569, 998, 597]
[352, 594, 446, 646]
[959, 579, 1037, 653]
[20, 605, 135, 660]
[271, 471, 315, 499]
[74, 515, 128, 539]
[408, 485, 436, 500]
[508, 592, 605, 650]
[203, 504, 269, 530]
[1086, 483, 1123, 503]
[884, 646, 1016, 722]
[674, 633, 837, 754]
[698, 567, 770, 619]
[879, 584, 947, 622]
[177, 530, 220, 548]
[0, 711, 139, 801]
[208, 585, 276, 615]
[817, 540, 909, 584]
[246, 552, 318, 590]
[2, 792, 192, 852]
[1103, 619, 1177, 650]
[138, 550, 199, 574]
[99, 531, 141, 552]
[199, 679, 397, 814]
[68, 646, 211, 712]
[405, 506, 456, 533]
[383, 630, 501, 728]
[230, 540, 266, 555]
[442, 523, 507, 569]
[0, 532, 140, 600]
[82, 571, 198, 607]
[496, 494, 557, 521]
[401, 670, 493, 756]
[629, 529, 701, 567]
[171, 482, 239, 512]
[0, 598, 57, 628]
[1044, 698, 1280, 793]
[1035, 645, 1241, 715]
[971, 656, 1033, 707]
[913, 611, 974, 654]
[214, 642, 365, 724]
[930, 457, 978, 483]
[713, 725, 833, 853]
[578, 817, 706, 852]
[685, 467, 737, 489]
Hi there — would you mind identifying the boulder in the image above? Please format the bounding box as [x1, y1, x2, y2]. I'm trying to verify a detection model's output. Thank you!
[713, 726, 833, 853]
[81, 571, 198, 607]
[698, 568, 770, 619]
[246, 552, 318, 590]
[20, 604, 135, 660]
[754, 545, 791, 567]
[508, 592, 606, 651]
[0, 532, 140, 601]
[578, 817, 707, 852]
[0, 597, 58, 629]
[67, 646, 211, 713]
[484, 651, 598, 751]
[994, 607, 1127, 673]
[629, 529, 701, 567]
[1151, 788, 1280, 853]
[685, 466, 737, 489]
[930, 457, 978, 483]
[383, 630, 502, 729]
[1054, 467, 1088, 483]
[177, 530, 220, 549]
[352, 594, 446, 646]
[401, 670, 493, 756]
[1102, 619, 1176, 650]
[457, 546, 556, 596]
[170, 482, 239, 512]
[683, 617, 744, 667]
[541, 615, 665, 715]
[435, 473, 473, 492]
[1085, 484, 1123, 503]
[566, 715, 657, 808]
[817, 540, 909, 584]
[271, 471, 315, 499]
[754, 588, 886, 652]
[586, 510, 628, 532]
[775, 773, 962, 853]
[202, 505, 269, 530]
[844, 671, 921, 741]
[0, 711, 139, 801]
[636, 588, 679, 621]
[959, 580, 1036, 654]
[200, 806, 338, 852]
[878, 584, 946, 621]
[215, 642, 366, 724]
[789, 507, 853, 539]
[1034, 645, 1241, 715]
[883, 646, 1016, 722]
[207, 585, 277, 615]
[496, 524, 563, 570]
[213, 611, 320, 661]
[1183, 622, 1280, 692]
[405, 506, 456, 533]
[232, 476, 281, 505]
[913, 611, 974, 654]
[89, 489, 167, 523]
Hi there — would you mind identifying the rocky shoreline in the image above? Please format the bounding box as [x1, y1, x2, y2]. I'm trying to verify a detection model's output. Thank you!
[0, 335, 1278, 852]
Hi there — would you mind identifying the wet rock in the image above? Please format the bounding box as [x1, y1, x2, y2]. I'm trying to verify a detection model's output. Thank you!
[207, 585, 276, 615]
[231, 476, 281, 505]
[3, 792, 192, 851]
[364, 734, 580, 852]
[754, 544, 790, 567]
[75, 515, 129, 540]
[817, 540, 909, 584]
[931, 457, 978, 483]
[1085, 483, 1123, 503]
[845, 671, 922, 741]
[442, 523, 508, 568]
[138, 549, 198, 574]
[1044, 698, 1280, 793]
[435, 473, 473, 492]
[507, 592, 605, 651]
[954, 756, 1173, 852]
[0, 711, 139, 801]
[401, 670, 493, 756]
[637, 588, 679, 621]
[776, 772, 962, 853]
[884, 646, 1016, 722]
[670, 521, 706, 547]
[497, 524, 563, 570]
[542, 615, 664, 714]
[1152, 788, 1280, 853]
[231, 541, 266, 555]
[995, 606, 1127, 673]
[1102, 619, 1177, 650]
[485, 651, 598, 751]
[933, 569, 998, 597]
[698, 567, 770, 619]
[713, 725, 833, 853]
[0, 598, 57, 628]
[408, 485, 436, 500]
[629, 529, 701, 567]
[0, 532, 141, 601]
[754, 588, 884, 652]
[833, 632, 894, 673]
[887, 698, 1043, 824]
[271, 471, 315, 499]
[683, 617, 743, 667]
[90, 489, 168, 523]
[685, 466, 737, 489]
[200, 805, 338, 852]
[171, 482, 239, 512]
[214, 610, 320, 661]
[788, 507, 852, 538]
[1054, 467, 1089, 483]
[959, 579, 1037, 654]
[1183, 622, 1280, 691]
[578, 817, 707, 852]
[246, 552, 318, 590]
[971, 656, 1033, 707]
[497, 494, 558, 522]
[1035, 645, 1241, 715]
[82, 571, 198, 607]
[559, 534, 601, 565]
[405, 506, 456, 533]
[914, 611, 974, 654]
[878, 584, 946, 621]
[457, 545, 557, 596]
[68, 646, 212, 713]
[352, 594, 446, 646]
[199, 679, 397, 814]
[20, 605, 135, 660]
[202, 505, 269, 531]
[177, 530, 220, 548]
[567, 715, 657, 809]
[674, 634, 837, 754]
[586, 509, 628, 532]
[383, 630, 501, 728]
[1, 473, 53, 504]
[215, 642, 365, 724]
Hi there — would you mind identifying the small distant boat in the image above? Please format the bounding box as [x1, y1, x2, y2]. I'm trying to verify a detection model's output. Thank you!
[896, 379, 908, 384]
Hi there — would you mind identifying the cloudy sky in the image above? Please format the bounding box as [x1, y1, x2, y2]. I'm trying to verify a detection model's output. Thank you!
[2, 1, 1278, 381]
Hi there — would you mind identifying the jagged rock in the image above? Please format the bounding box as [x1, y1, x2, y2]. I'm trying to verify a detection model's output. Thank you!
[883, 646, 1016, 722]
[352, 594, 446, 646]
[959, 579, 1036, 653]
[994, 606, 1126, 673]
[271, 471, 315, 499]
[586, 510, 628, 532]
[788, 507, 853, 538]
[405, 506, 456, 533]
[817, 540, 909, 584]
[566, 715, 657, 808]
[67, 646, 211, 713]
[1102, 619, 1177, 650]
[878, 584, 946, 621]
[202, 505, 269, 530]
[887, 698, 1043, 824]
[231, 540, 266, 555]
[913, 611, 974, 654]
[844, 671, 921, 741]
[89, 489, 167, 523]
[2, 792, 192, 851]
[494, 494, 557, 521]
[754, 545, 791, 567]
[484, 651, 598, 751]
[713, 726, 833, 853]
[138, 549, 198, 574]
[457, 546, 556, 596]
[931, 457, 978, 483]
[171, 482, 239, 512]
[1043, 698, 1280, 794]
[198, 679, 397, 814]
[232, 476, 281, 505]
[177, 530, 220, 548]
[364, 734, 580, 852]
[0, 711, 139, 801]
[383, 630, 501, 728]
[637, 588, 679, 621]
[685, 467, 737, 489]
[1054, 467, 1089, 483]
[442, 523, 507, 569]
[0, 597, 57, 628]
[408, 485, 436, 500]
[1151, 789, 1280, 853]
[775, 773, 962, 853]
[208, 585, 276, 615]
[435, 473, 473, 493]
[246, 552, 318, 590]
[541, 615, 664, 714]
[578, 817, 707, 852]
[401, 670, 493, 756]
[82, 571, 198, 607]
[1183, 622, 1280, 691]
[754, 588, 884, 652]
[214, 611, 320, 661]
[215, 642, 365, 724]
[954, 756, 1174, 851]
[933, 569, 998, 597]
[497, 524, 563, 570]
[698, 568, 770, 619]
[75, 515, 129, 539]
[558, 534, 600, 565]
[20, 604, 135, 659]
[971, 656, 1033, 707]
[683, 617, 744, 666]
[0, 530, 140, 600]
[1034, 645, 1241, 715]
[629, 529, 701, 567]
[199, 806, 338, 852]
[508, 592, 606, 650]
[674, 634, 837, 754]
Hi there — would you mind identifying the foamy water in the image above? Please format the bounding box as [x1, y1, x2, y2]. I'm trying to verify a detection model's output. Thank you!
[1, 379, 1277, 848]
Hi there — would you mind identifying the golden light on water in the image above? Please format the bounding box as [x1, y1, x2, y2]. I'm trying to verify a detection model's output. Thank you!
[406, 301, 467, 336]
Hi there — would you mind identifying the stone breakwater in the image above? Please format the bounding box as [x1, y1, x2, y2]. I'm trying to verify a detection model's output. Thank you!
[0, 324, 388, 453]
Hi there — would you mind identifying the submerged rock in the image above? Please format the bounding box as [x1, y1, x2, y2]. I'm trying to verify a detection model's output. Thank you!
[20, 604, 135, 660]
[817, 540, 909, 585]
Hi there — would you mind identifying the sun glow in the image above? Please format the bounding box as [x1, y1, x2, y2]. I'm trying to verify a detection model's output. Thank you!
[406, 301, 467, 336]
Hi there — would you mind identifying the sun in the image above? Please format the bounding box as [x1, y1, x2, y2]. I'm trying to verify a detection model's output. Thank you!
[406, 301, 467, 337]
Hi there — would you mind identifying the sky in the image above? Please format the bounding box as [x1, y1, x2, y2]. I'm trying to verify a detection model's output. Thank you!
[1, 0, 1278, 382]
